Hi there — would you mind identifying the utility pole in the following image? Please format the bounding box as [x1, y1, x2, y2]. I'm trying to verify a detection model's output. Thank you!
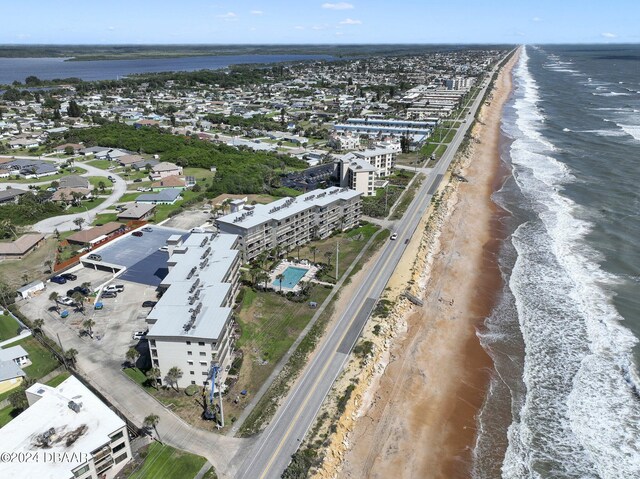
[335, 241, 339, 280]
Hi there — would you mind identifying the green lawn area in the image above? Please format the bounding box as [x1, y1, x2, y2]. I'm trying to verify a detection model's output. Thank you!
[0, 405, 21, 428]
[92, 212, 120, 225]
[0, 314, 21, 341]
[85, 159, 112, 169]
[118, 192, 141, 203]
[148, 190, 204, 223]
[362, 187, 403, 219]
[128, 443, 207, 479]
[435, 144, 448, 157]
[65, 197, 106, 214]
[0, 237, 57, 289]
[7, 336, 60, 379]
[45, 371, 71, 387]
[442, 129, 457, 144]
[87, 176, 112, 193]
[183, 167, 216, 182]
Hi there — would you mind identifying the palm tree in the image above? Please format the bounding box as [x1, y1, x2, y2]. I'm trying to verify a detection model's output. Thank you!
[49, 291, 59, 311]
[72, 292, 85, 315]
[98, 181, 106, 193]
[324, 251, 333, 268]
[44, 259, 53, 273]
[125, 348, 139, 368]
[22, 273, 29, 285]
[165, 367, 182, 392]
[310, 246, 318, 264]
[65, 348, 78, 368]
[276, 273, 285, 293]
[144, 414, 161, 442]
[32, 318, 44, 336]
[146, 367, 161, 390]
[82, 318, 95, 335]
[256, 271, 269, 290]
[249, 267, 261, 286]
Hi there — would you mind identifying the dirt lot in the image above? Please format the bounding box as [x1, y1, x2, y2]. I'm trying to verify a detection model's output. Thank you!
[162, 207, 212, 231]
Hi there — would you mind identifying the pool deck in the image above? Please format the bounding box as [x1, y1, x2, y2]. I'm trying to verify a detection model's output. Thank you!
[270, 260, 319, 293]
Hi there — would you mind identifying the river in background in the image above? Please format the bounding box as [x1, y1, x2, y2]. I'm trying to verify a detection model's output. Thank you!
[0, 54, 334, 84]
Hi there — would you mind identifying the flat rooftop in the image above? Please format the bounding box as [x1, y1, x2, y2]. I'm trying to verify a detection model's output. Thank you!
[216, 186, 361, 230]
[0, 376, 125, 478]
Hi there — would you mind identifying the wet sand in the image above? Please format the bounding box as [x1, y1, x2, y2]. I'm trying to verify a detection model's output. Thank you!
[339, 51, 519, 479]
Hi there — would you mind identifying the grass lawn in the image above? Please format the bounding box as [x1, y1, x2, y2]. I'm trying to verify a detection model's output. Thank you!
[45, 371, 71, 387]
[391, 174, 424, 220]
[148, 190, 204, 223]
[0, 314, 21, 341]
[8, 336, 60, 379]
[85, 159, 112, 169]
[118, 192, 140, 203]
[128, 443, 207, 479]
[183, 167, 216, 182]
[0, 405, 21, 428]
[435, 144, 448, 158]
[87, 176, 112, 193]
[442, 129, 457, 144]
[65, 197, 106, 214]
[0, 237, 57, 289]
[92, 212, 120, 225]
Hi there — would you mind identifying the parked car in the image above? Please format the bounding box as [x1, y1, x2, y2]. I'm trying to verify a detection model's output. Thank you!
[158, 245, 169, 252]
[132, 231, 143, 237]
[57, 296, 75, 306]
[73, 285, 91, 295]
[115, 205, 126, 212]
[101, 291, 117, 298]
[107, 176, 115, 181]
[51, 275, 67, 284]
[61, 273, 77, 281]
[390, 233, 398, 240]
[142, 300, 157, 308]
[105, 284, 124, 293]
[133, 178, 143, 183]
[132, 331, 147, 341]
[87, 254, 102, 261]
[142, 227, 153, 232]
[191, 227, 205, 233]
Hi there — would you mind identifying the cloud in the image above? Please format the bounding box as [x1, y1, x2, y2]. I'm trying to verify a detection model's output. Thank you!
[339, 18, 362, 25]
[601, 32, 617, 38]
[322, 2, 354, 10]
[250, 10, 264, 15]
[217, 12, 237, 20]
[532, 17, 541, 22]
[294, 26, 305, 30]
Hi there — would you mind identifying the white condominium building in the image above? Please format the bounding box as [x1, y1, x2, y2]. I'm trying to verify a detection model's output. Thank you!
[334, 147, 397, 197]
[146, 232, 241, 389]
[0, 376, 133, 479]
[216, 187, 362, 262]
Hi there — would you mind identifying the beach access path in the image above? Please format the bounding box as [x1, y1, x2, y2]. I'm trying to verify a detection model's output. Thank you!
[234, 53, 506, 479]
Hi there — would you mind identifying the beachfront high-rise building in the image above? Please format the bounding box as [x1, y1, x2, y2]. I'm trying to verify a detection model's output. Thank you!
[146, 232, 241, 389]
[0, 376, 133, 479]
[216, 187, 362, 262]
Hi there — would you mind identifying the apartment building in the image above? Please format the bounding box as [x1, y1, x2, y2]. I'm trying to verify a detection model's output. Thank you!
[335, 155, 377, 196]
[216, 187, 362, 262]
[146, 232, 241, 389]
[0, 376, 132, 479]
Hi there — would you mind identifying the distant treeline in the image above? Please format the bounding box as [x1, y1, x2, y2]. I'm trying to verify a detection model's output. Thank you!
[63, 123, 307, 196]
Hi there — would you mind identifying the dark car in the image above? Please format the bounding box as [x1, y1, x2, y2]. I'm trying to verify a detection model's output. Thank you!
[142, 300, 157, 308]
[51, 275, 67, 284]
[87, 254, 102, 261]
[61, 273, 77, 281]
[74, 285, 91, 295]
[142, 227, 153, 232]
[132, 231, 143, 237]
[101, 291, 117, 298]
[133, 178, 143, 183]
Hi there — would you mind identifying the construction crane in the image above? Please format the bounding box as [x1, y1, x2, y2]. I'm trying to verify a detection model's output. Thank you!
[203, 364, 224, 427]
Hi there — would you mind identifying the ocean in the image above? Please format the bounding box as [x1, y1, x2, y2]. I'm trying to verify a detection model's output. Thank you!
[0, 54, 333, 84]
[474, 45, 640, 478]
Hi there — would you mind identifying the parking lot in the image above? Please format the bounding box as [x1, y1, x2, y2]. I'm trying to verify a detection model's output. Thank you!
[91, 225, 187, 286]
[20, 267, 158, 367]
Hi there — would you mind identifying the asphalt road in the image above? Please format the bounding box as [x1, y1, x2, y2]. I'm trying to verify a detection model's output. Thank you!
[235, 61, 501, 479]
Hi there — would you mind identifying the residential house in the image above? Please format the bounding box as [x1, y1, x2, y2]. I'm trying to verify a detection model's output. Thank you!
[150, 162, 183, 180]
[135, 189, 182, 205]
[116, 204, 156, 221]
[59, 174, 90, 190]
[0, 233, 45, 259]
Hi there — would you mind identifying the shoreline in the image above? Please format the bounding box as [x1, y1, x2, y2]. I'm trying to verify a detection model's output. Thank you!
[311, 51, 520, 478]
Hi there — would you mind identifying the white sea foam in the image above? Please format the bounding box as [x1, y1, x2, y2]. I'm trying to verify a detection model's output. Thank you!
[501, 46, 640, 479]
[579, 129, 627, 138]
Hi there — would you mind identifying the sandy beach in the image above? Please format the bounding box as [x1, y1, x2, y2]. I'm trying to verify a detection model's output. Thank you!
[312, 50, 519, 479]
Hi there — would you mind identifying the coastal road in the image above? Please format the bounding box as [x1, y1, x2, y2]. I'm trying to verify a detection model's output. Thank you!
[235, 57, 505, 479]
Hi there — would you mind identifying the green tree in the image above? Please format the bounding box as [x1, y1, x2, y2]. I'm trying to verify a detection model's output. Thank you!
[276, 273, 285, 293]
[49, 291, 59, 312]
[143, 414, 161, 441]
[125, 348, 139, 368]
[146, 367, 161, 390]
[82, 318, 95, 335]
[73, 217, 85, 230]
[64, 146, 74, 156]
[324, 251, 333, 267]
[32, 318, 44, 336]
[97, 181, 106, 193]
[65, 348, 78, 368]
[310, 246, 318, 264]
[165, 366, 183, 392]
[72, 292, 85, 314]
[67, 100, 82, 118]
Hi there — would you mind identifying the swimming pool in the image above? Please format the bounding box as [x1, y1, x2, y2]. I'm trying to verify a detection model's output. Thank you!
[273, 266, 309, 289]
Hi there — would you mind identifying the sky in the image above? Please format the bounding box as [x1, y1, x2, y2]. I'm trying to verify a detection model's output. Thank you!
[1, 0, 639, 45]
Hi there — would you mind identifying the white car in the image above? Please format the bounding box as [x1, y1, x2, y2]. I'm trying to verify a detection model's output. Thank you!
[132, 331, 147, 341]
[104, 284, 125, 293]
[390, 233, 398, 240]
[57, 296, 75, 306]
